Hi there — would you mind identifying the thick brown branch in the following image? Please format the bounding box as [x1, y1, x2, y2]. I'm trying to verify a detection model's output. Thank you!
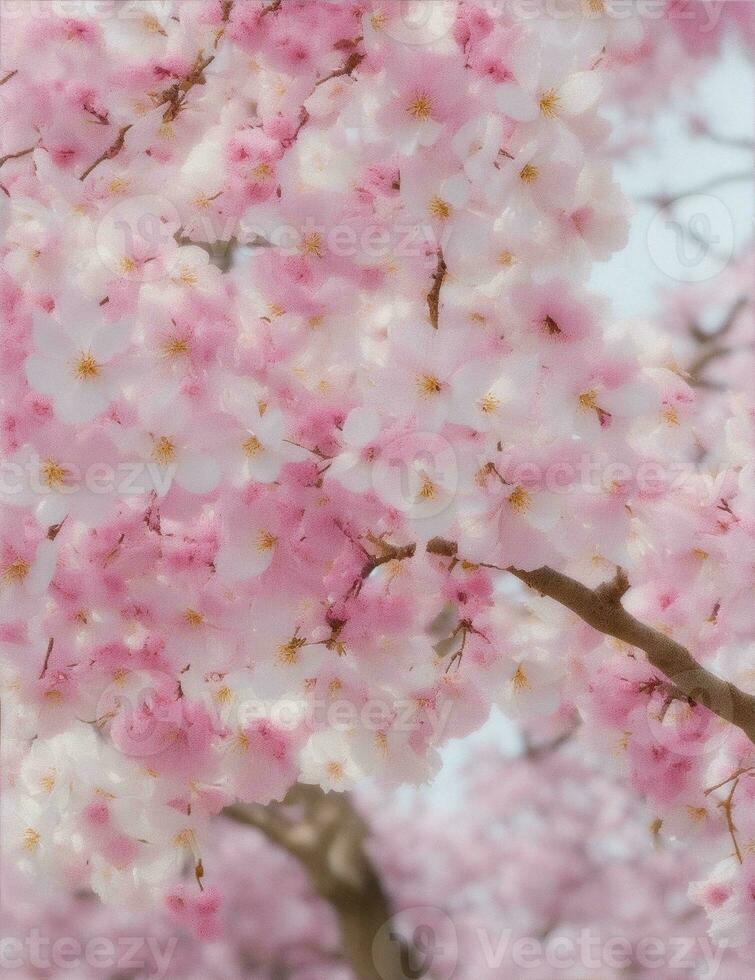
[426, 538, 755, 745]
[510, 565, 755, 744]
[226, 785, 422, 980]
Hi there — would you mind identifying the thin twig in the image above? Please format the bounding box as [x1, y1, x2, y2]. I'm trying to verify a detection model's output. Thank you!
[79, 125, 132, 181]
[0, 144, 37, 169]
[39, 637, 54, 680]
[427, 249, 447, 329]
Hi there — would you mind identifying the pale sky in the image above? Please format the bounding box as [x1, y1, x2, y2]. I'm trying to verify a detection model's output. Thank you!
[591, 41, 753, 320]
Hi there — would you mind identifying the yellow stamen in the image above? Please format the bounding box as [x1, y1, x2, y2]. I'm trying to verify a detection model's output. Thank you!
[143, 14, 167, 34]
[151, 436, 176, 466]
[416, 374, 443, 397]
[2, 558, 30, 584]
[539, 89, 561, 118]
[242, 434, 263, 457]
[257, 529, 277, 552]
[23, 828, 40, 852]
[40, 769, 57, 793]
[417, 476, 437, 500]
[233, 732, 250, 752]
[662, 406, 679, 426]
[162, 336, 189, 358]
[214, 685, 233, 705]
[578, 389, 599, 411]
[277, 636, 305, 666]
[511, 664, 531, 692]
[616, 731, 631, 753]
[172, 828, 198, 851]
[326, 760, 345, 780]
[184, 609, 204, 627]
[178, 267, 198, 286]
[479, 393, 500, 414]
[41, 459, 68, 489]
[508, 486, 531, 514]
[407, 93, 432, 120]
[75, 352, 100, 380]
[119, 256, 137, 274]
[428, 196, 451, 219]
[519, 163, 539, 183]
[302, 232, 324, 257]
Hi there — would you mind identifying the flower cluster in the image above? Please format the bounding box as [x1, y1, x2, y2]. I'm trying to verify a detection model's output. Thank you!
[1, 740, 742, 979]
[0, 0, 752, 953]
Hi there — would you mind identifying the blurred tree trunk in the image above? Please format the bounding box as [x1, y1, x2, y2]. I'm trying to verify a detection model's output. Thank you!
[225, 784, 421, 980]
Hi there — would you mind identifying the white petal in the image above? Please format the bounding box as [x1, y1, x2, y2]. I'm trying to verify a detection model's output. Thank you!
[559, 71, 602, 115]
[603, 381, 655, 416]
[416, 119, 444, 147]
[342, 406, 381, 448]
[55, 384, 109, 424]
[440, 173, 470, 209]
[32, 311, 71, 358]
[527, 493, 561, 532]
[258, 407, 285, 442]
[444, 212, 494, 281]
[26, 540, 58, 595]
[25, 355, 60, 396]
[89, 322, 131, 361]
[246, 452, 283, 483]
[175, 453, 220, 494]
[215, 541, 272, 581]
[495, 83, 539, 122]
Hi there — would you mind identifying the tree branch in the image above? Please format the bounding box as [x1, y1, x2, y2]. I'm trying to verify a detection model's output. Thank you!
[79, 125, 132, 181]
[643, 170, 752, 209]
[427, 249, 447, 329]
[0, 143, 37, 169]
[226, 784, 423, 980]
[426, 537, 755, 745]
